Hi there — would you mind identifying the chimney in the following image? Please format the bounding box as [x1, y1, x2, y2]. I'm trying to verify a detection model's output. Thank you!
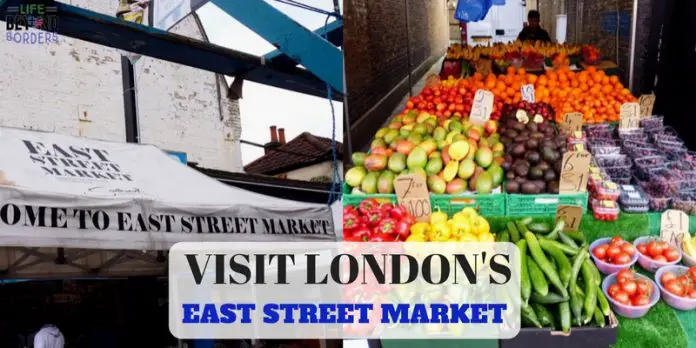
[278, 128, 286, 145]
[270, 126, 278, 143]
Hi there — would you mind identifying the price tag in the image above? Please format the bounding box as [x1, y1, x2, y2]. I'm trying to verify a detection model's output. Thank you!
[521, 84, 536, 103]
[639, 94, 656, 118]
[660, 209, 689, 247]
[560, 112, 583, 134]
[559, 151, 591, 194]
[470, 89, 494, 125]
[619, 102, 640, 129]
[515, 109, 529, 124]
[556, 205, 583, 232]
[394, 174, 432, 223]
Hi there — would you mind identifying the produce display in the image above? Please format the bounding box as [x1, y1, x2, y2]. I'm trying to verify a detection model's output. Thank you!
[405, 207, 494, 242]
[592, 236, 636, 266]
[636, 239, 681, 263]
[509, 218, 613, 331]
[346, 111, 506, 194]
[342, 200, 415, 242]
[498, 114, 565, 194]
[659, 266, 696, 299]
[445, 41, 593, 63]
[606, 269, 655, 306]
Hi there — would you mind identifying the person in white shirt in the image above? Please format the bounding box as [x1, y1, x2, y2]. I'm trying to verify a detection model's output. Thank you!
[33, 324, 64, 348]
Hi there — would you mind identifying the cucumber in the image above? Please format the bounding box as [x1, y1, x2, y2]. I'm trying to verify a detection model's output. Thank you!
[596, 285, 611, 316]
[522, 304, 542, 328]
[559, 301, 571, 333]
[525, 231, 568, 297]
[519, 217, 533, 225]
[507, 222, 520, 243]
[593, 307, 605, 328]
[539, 238, 572, 288]
[581, 260, 598, 324]
[528, 258, 549, 297]
[564, 231, 586, 243]
[530, 291, 569, 304]
[558, 231, 580, 248]
[498, 230, 510, 243]
[570, 288, 584, 326]
[527, 221, 552, 234]
[532, 303, 555, 328]
[517, 239, 531, 305]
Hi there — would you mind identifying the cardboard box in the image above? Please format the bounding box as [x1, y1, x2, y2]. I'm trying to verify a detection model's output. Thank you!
[499, 312, 619, 348]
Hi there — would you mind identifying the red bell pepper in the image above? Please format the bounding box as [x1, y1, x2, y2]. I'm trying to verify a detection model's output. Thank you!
[343, 205, 357, 215]
[388, 205, 409, 220]
[368, 234, 388, 242]
[379, 202, 394, 214]
[359, 198, 379, 215]
[375, 218, 397, 236]
[394, 219, 411, 240]
[343, 234, 364, 242]
[343, 211, 361, 231]
[365, 209, 384, 227]
[351, 225, 371, 241]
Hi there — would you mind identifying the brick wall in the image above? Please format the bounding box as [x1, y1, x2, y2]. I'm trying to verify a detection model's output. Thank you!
[0, 0, 243, 172]
[345, 0, 448, 123]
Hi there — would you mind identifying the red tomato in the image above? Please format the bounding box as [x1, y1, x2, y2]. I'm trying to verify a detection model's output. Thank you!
[607, 246, 622, 260]
[689, 267, 696, 282]
[636, 279, 652, 297]
[637, 244, 648, 255]
[620, 243, 636, 256]
[612, 290, 631, 305]
[665, 279, 686, 297]
[656, 241, 669, 250]
[593, 244, 608, 260]
[653, 255, 668, 262]
[677, 275, 692, 288]
[688, 289, 696, 299]
[661, 272, 677, 286]
[664, 248, 680, 262]
[647, 242, 664, 258]
[632, 296, 651, 306]
[608, 284, 622, 297]
[611, 236, 625, 246]
[613, 252, 632, 265]
[620, 280, 638, 296]
[617, 269, 635, 284]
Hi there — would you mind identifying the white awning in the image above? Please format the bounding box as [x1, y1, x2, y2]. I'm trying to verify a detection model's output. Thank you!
[0, 126, 336, 251]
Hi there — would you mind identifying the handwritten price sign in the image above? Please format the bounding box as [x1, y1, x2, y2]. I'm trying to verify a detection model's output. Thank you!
[660, 209, 689, 247]
[521, 84, 536, 103]
[556, 205, 583, 232]
[470, 89, 494, 126]
[639, 94, 656, 118]
[394, 174, 432, 222]
[559, 151, 591, 194]
[619, 102, 640, 129]
[560, 112, 583, 134]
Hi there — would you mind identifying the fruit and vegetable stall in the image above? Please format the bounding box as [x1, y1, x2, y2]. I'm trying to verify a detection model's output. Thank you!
[342, 60, 696, 346]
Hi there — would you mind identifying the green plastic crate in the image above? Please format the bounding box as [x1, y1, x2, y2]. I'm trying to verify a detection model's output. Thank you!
[506, 191, 589, 217]
[342, 184, 506, 217]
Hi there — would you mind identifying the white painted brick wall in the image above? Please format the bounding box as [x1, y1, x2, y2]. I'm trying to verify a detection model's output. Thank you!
[0, 0, 243, 172]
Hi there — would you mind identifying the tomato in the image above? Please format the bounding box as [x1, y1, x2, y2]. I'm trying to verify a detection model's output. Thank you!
[661, 272, 677, 286]
[664, 279, 686, 297]
[647, 241, 664, 258]
[608, 284, 622, 297]
[617, 269, 634, 284]
[620, 280, 637, 296]
[689, 267, 696, 282]
[612, 290, 631, 305]
[653, 255, 668, 263]
[611, 236, 625, 246]
[677, 275, 692, 289]
[593, 244, 608, 260]
[631, 296, 651, 306]
[688, 289, 696, 299]
[656, 241, 669, 251]
[636, 279, 652, 297]
[606, 246, 622, 260]
[664, 248, 681, 262]
[620, 243, 636, 256]
[636, 244, 648, 255]
[613, 252, 632, 265]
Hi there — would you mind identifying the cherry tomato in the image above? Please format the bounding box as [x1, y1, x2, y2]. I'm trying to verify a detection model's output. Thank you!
[616, 269, 635, 284]
[688, 267, 696, 282]
[656, 241, 669, 251]
[661, 272, 677, 286]
[632, 296, 651, 306]
[620, 243, 636, 256]
[620, 280, 638, 296]
[664, 248, 680, 262]
[636, 279, 652, 297]
[647, 242, 664, 258]
[613, 252, 632, 265]
[665, 279, 686, 297]
[637, 244, 648, 255]
[611, 236, 625, 246]
[607, 246, 622, 260]
[593, 244, 608, 260]
[608, 284, 622, 297]
[677, 275, 692, 288]
[612, 290, 631, 305]
[688, 289, 696, 299]
[653, 255, 668, 263]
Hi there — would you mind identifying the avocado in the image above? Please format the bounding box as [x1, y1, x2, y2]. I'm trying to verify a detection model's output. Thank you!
[543, 169, 557, 182]
[515, 164, 529, 177]
[526, 139, 539, 150]
[506, 171, 517, 181]
[505, 181, 520, 193]
[512, 144, 526, 157]
[548, 180, 560, 194]
[521, 182, 539, 194]
[529, 166, 544, 180]
[526, 151, 541, 164]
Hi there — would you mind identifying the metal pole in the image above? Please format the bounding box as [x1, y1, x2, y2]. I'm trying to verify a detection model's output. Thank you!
[628, 0, 638, 91]
[405, 0, 413, 97]
[121, 57, 140, 143]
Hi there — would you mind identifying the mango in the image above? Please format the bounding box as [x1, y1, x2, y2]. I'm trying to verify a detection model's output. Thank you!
[407, 167, 427, 180]
[406, 147, 428, 169]
[425, 157, 444, 176]
[418, 139, 438, 155]
[371, 138, 386, 150]
[351, 152, 366, 166]
[364, 154, 387, 172]
[443, 160, 460, 182]
[446, 178, 466, 194]
[388, 153, 406, 173]
[427, 175, 447, 194]
[413, 123, 428, 135]
[475, 171, 493, 194]
[383, 129, 399, 144]
[448, 141, 470, 161]
[375, 127, 389, 139]
[361, 171, 379, 194]
[475, 147, 493, 168]
[345, 166, 367, 188]
[445, 130, 461, 144]
[433, 127, 447, 141]
[377, 171, 395, 194]
[416, 112, 432, 123]
[458, 159, 476, 179]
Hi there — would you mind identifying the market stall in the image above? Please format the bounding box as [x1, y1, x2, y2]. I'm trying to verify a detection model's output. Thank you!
[342, 48, 696, 346]
[0, 126, 336, 278]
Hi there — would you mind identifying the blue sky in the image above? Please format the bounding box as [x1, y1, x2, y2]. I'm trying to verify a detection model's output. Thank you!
[196, 0, 344, 164]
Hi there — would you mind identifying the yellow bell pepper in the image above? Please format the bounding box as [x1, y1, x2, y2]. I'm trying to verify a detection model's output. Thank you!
[450, 218, 471, 236]
[406, 234, 426, 242]
[459, 232, 478, 243]
[478, 232, 495, 243]
[471, 216, 490, 235]
[429, 222, 452, 242]
[459, 207, 478, 220]
[410, 222, 430, 237]
[430, 210, 448, 226]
